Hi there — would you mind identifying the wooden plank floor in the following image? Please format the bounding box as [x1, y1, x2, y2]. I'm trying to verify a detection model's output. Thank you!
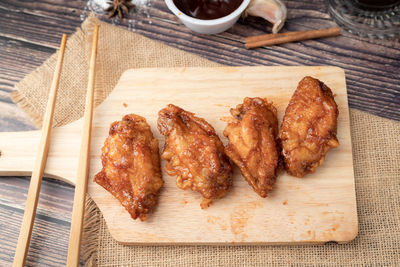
[0, 0, 399, 265]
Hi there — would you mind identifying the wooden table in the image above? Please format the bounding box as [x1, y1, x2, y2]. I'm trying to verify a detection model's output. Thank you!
[0, 0, 398, 265]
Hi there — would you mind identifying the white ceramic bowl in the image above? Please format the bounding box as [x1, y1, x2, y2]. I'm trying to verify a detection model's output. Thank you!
[165, 0, 251, 34]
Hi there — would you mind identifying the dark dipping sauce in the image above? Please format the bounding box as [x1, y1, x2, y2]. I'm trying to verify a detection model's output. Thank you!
[173, 0, 244, 20]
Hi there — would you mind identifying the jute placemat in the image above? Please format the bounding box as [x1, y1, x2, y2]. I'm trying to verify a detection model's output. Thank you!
[12, 14, 400, 266]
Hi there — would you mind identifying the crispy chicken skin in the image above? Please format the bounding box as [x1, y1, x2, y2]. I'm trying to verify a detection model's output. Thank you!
[279, 76, 339, 177]
[157, 104, 233, 209]
[94, 114, 164, 221]
[224, 97, 280, 197]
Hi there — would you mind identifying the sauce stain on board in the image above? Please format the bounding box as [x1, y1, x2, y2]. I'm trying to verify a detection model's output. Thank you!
[230, 201, 263, 240]
[308, 230, 316, 240]
[321, 224, 341, 240]
[300, 229, 317, 241]
[207, 215, 228, 231]
[215, 104, 231, 108]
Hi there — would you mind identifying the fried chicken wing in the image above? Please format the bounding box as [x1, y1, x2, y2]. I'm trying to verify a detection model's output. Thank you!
[279, 76, 339, 177]
[157, 104, 233, 208]
[223, 97, 280, 197]
[94, 114, 164, 221]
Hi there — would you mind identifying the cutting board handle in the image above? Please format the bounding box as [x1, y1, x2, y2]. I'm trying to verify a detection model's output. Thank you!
[0, 130, 40, 177]
[0, 126, 79, 185]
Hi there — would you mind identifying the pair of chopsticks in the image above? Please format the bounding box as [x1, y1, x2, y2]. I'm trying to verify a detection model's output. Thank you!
[245, 27, 341, 49]
[13, 25, 99, 267]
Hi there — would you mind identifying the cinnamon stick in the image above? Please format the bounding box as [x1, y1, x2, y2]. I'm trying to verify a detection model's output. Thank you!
[245, 27, 341, 49]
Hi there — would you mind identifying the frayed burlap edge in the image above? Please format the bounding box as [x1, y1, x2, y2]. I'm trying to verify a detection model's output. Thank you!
[10, 26, 83, 128]
[10, 13, 105, 129]
[10, 91, 44, 129]
[81, 195, 101, 266]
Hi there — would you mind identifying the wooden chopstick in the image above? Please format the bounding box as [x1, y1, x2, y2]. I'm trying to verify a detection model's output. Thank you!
[13, 34, 68, 267]
[66, 24, 99, 267]
[245, 27, 341, 49]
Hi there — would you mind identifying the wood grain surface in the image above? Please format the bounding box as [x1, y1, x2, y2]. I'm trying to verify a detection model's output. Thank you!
[0, 1, 399, 121]
[0, 0, 398, 265]
[0, 66, 358, 245]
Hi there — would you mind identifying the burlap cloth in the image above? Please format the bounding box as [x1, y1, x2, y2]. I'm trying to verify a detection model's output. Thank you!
[11, 14, 400, 266]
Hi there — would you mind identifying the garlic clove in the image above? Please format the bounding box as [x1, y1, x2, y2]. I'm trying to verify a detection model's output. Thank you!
[244, 0, 287, 33]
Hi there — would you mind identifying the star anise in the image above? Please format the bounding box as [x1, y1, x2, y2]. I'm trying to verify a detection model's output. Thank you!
[105, 0, 135, 19]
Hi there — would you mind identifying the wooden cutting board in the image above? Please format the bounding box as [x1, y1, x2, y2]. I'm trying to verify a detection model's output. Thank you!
[0, 66, 357, 245]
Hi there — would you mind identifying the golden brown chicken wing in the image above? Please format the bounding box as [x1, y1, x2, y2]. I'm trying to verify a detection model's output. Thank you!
[223, 97, 280, 197]
[94, 114, 164, 221]
[279, 76, 339, 177]
[157, 104, 233, 209]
